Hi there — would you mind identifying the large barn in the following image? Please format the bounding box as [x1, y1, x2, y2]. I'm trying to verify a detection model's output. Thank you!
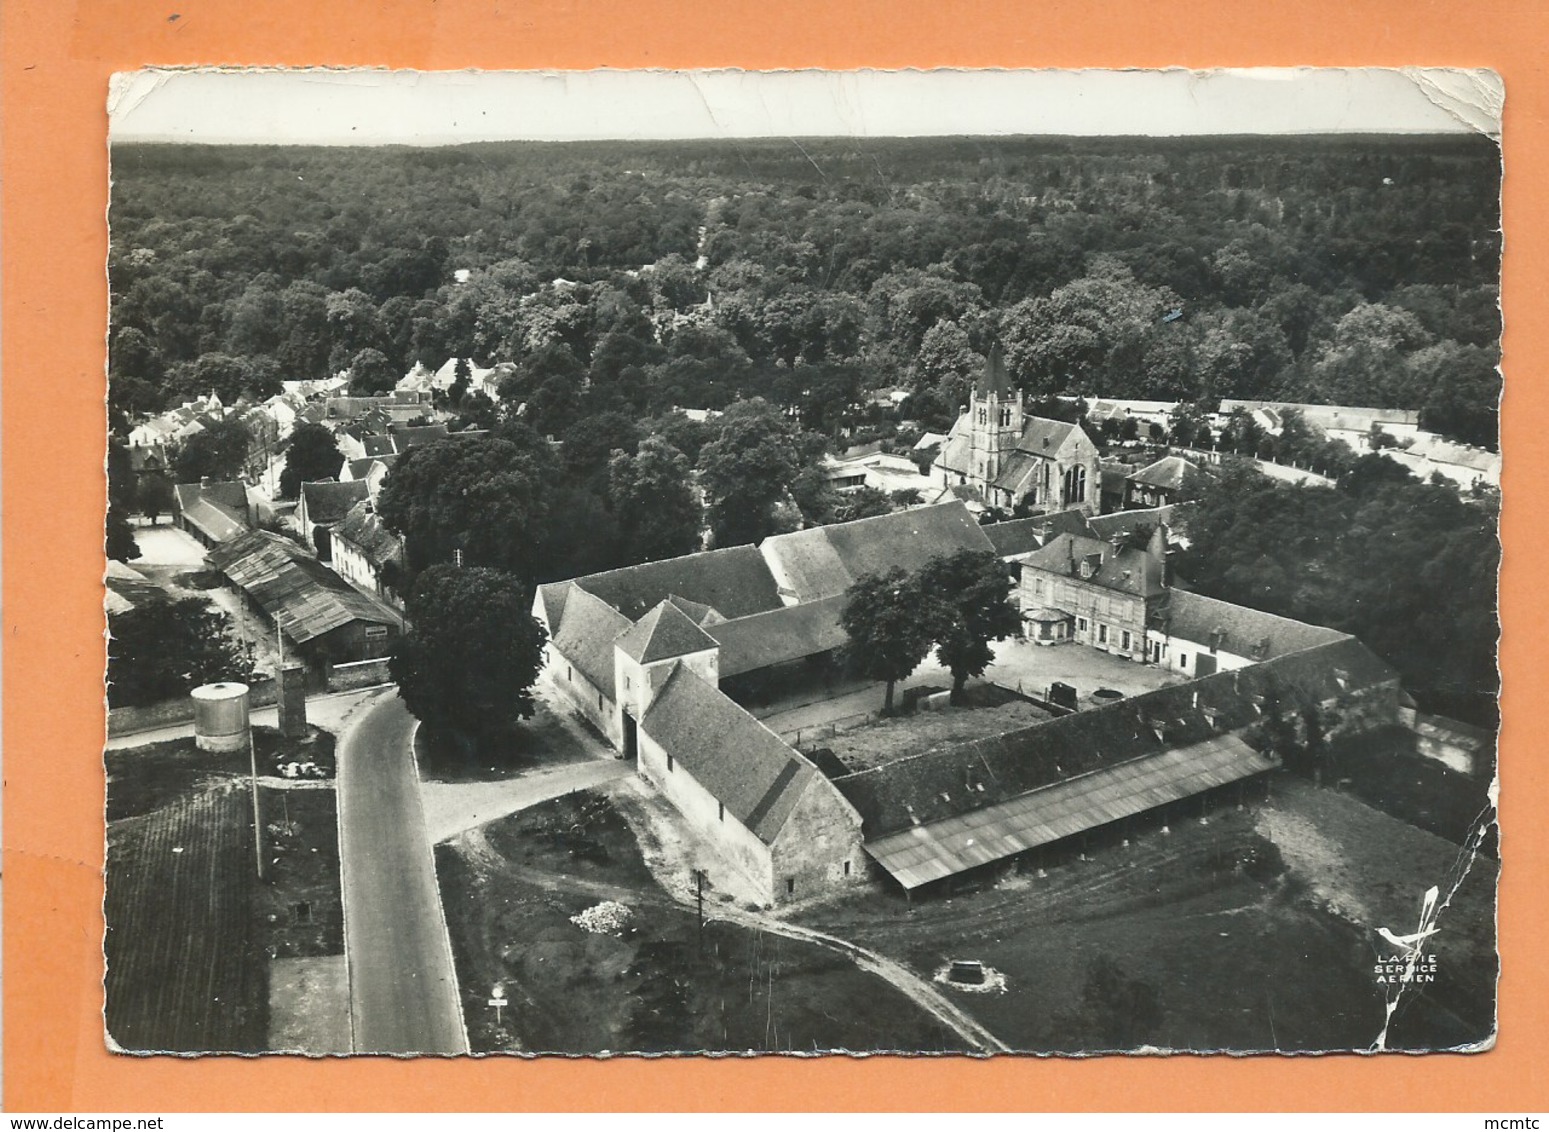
[536, 501, 1401, 905]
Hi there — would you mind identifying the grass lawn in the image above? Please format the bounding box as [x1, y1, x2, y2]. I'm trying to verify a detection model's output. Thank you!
[799, 776, 1493, 1054]
[434, 790, 968, 1054]
[814, 685, 1053, 772]
[415, 701, 599, 784]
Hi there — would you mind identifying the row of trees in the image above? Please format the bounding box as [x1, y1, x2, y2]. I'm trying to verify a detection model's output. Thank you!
[1176, 457, 1499, 724]
[110, 134, 1502, 449]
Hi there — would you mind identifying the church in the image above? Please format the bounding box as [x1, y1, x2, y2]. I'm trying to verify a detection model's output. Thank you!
[934, 347, 1101, 517]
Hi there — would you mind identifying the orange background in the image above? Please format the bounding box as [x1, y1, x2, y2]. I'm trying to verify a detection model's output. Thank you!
[4, 0, 1545, 1113]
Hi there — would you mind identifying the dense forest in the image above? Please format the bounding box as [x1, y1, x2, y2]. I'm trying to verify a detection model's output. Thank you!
[109, 134, 1502, 447]
[107, 134, 1502, 722]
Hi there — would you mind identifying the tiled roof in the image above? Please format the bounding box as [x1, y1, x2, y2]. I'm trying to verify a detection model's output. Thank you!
[707, 595, 850, 679]
[1014, 417, 1076, 456]
[835, 633, 1395, 839]
[641, 663, 818, 844]
[1127, 455, 1197, 491]
[207, 531, 397, 645]
[983, 517, 1048, 558]
[573, 545, 784, 623]
[128, 445, 168, 473]
[822, 502, 995, 586]
[300, 479, 370, 527]
[1018, 532, 1167, 598]
[173, 482, 250, 543]
[760, 502, 995, 604]
[361, 435, 397, 458]
[391, 424, 452, 449]
[1152, 590, 1347, 660]
[346, 454, 399, 481]
[758, 526, 853, 603]
[1087, 505, 1180, 541]
[664, 594, 724, 626]
[615, 600, 718, 664]
[332, 502, 403, 570]
[535, 581, 570, 633]
[990, 450, 1041, 493]
[549, 584, 632, 697]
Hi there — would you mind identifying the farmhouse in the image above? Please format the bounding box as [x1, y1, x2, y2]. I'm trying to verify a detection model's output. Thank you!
[934, 348, 1101, 517]
[536, 499, 1400, 905]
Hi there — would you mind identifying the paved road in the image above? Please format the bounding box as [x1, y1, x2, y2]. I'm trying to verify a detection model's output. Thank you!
[106, 687, 388, 749]
[337, 692, 468, 1055]
[422, 759, 632, 844]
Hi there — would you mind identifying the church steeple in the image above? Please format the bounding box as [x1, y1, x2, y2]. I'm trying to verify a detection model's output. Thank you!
[976, 343, 1013, 398]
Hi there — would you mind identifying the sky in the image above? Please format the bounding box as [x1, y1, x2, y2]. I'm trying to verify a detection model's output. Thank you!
[108, 67, 1503, 146]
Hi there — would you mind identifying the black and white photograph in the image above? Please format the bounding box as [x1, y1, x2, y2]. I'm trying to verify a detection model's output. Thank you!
[101, 67, 1502, 1058]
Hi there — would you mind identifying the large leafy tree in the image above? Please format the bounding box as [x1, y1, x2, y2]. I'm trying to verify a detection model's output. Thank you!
[696, 398, 806, 548]
[840, 567, 937, 714]
[106, 438, 141, 562]
[107, 598, 255, 708]
[390, 565, 547, 749]
[375, 432, 555, 582]
[348, 347, 398, 395]
[918, 548, 1022, 703]
[172, 417, 253, 483]
[278, 423, 345, 500]
[608, 437, 703, 565]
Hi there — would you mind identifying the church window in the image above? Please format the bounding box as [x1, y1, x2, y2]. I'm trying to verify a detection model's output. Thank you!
[978, 407, 987, 425]
[1063, 464, 1088, 505]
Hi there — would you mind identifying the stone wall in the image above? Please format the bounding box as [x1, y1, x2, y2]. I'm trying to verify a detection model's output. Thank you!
[768, 778, 866, 903]
[636, 727, 773, 905]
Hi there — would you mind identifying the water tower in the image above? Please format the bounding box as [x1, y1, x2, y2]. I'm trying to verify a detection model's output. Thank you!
[191, 682, 251, 753]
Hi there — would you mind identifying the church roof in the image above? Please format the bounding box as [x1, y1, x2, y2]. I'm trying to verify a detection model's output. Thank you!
[615, 600, 719, 664]
[1014, 417, 1076, 455]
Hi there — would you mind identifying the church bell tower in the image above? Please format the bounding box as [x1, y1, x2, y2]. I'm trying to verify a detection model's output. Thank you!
[970, 344, 1024, 487]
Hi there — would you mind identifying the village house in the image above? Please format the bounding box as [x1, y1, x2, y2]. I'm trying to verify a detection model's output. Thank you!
[172, 479, 252, 547]
[934, 348, 1101, 517]
[296, 479, 371, 561]
[331, 499, 407, 609]
[1013, 525, 1169, 654]
[1122, 454, 1200, 509]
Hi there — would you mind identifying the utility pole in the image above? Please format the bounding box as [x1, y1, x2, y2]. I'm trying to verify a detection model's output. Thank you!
[693, 868, 706, 956]
[249, 727, 266, 882]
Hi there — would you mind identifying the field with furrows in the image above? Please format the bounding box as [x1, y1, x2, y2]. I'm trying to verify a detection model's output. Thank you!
[104, 782, 268, 1053]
